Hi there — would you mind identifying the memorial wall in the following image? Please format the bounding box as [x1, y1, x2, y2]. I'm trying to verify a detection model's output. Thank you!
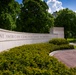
[0, 27, 64, 52]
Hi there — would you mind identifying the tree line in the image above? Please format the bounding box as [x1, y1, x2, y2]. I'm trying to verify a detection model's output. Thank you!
[0, 0, 76, 38]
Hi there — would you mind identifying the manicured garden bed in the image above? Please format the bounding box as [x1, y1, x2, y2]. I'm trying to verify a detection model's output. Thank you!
[0, 38, 76, 75]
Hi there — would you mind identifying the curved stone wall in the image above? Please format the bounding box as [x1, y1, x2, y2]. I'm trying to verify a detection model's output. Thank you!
[0, 27, 64, 52]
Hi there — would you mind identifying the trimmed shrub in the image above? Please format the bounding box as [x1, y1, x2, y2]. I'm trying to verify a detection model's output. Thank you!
[0, 43, 75, 75]
[60, 44, 74, 50]
[50, 44, 74, 51]
[49, 38, 74, 50]
[57, 44, 74, 50]
[49, 38, 69, 45]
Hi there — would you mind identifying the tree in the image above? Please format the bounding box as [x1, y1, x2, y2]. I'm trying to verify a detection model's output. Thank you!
[16, 0, 54, 33]
[54, 8, 76, 38]
[0, 0, 20, 30]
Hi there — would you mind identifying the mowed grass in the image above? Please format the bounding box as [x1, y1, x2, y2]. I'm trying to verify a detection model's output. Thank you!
[74, 46, 76, 49]
[67, 38, 76, 43]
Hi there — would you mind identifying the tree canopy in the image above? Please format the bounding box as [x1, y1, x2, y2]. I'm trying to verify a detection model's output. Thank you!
[0, 0, 20, 30]
[16, 0, 54, 33]
[54, 8, 76, 38]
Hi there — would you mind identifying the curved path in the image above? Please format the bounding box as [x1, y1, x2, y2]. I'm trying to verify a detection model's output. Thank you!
[49, 49, 76, 68]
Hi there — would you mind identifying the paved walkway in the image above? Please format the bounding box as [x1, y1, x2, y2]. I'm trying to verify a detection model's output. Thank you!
[49, 49, 76, 68]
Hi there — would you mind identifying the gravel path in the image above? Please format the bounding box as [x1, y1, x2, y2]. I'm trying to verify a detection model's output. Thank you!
[49, 49, 76, 68]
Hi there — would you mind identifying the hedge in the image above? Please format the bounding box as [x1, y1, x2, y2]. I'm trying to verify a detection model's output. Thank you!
[49, 38, 69, 45]
[0, 43, 75, 75]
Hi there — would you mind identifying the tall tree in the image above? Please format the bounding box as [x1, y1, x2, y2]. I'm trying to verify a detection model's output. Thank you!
[54, 8, 76, 38]
[0, 0, 20, 30]
[16, 0, 54, 33]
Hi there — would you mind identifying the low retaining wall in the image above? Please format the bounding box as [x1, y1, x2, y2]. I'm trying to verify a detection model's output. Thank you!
[0, 27, 64, 52]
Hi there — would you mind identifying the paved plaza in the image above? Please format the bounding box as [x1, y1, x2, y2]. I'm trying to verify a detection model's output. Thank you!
[50, 49, 76, 68]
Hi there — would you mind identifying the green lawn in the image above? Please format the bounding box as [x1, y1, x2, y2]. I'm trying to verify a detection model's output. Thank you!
[74, 46, 76, 49]
[67, 38, 76, 43]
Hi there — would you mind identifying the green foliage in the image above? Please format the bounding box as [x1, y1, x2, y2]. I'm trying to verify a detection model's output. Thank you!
[0, 0, 20, 30]
[54, 8, 76, 38]
[16, 0, 54, 33]
[67, 38, 76, 43]
[49, 38, 69, 45]
[49, 38, 74, 50]
[0, 0, 54, 32]
[0, 43, 75, 74]
[0, 13, 16, 30]
[74, 46, 76, 49]
[58, 44, 74, 50]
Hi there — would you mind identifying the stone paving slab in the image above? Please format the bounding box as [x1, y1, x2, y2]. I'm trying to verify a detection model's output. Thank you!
[49, 49, 76, 68]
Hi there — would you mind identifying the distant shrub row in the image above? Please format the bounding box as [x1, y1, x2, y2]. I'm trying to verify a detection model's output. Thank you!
[49, 38, 74, 51]
[0, 38, 75, 75]
[49, 38, 69, 45]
